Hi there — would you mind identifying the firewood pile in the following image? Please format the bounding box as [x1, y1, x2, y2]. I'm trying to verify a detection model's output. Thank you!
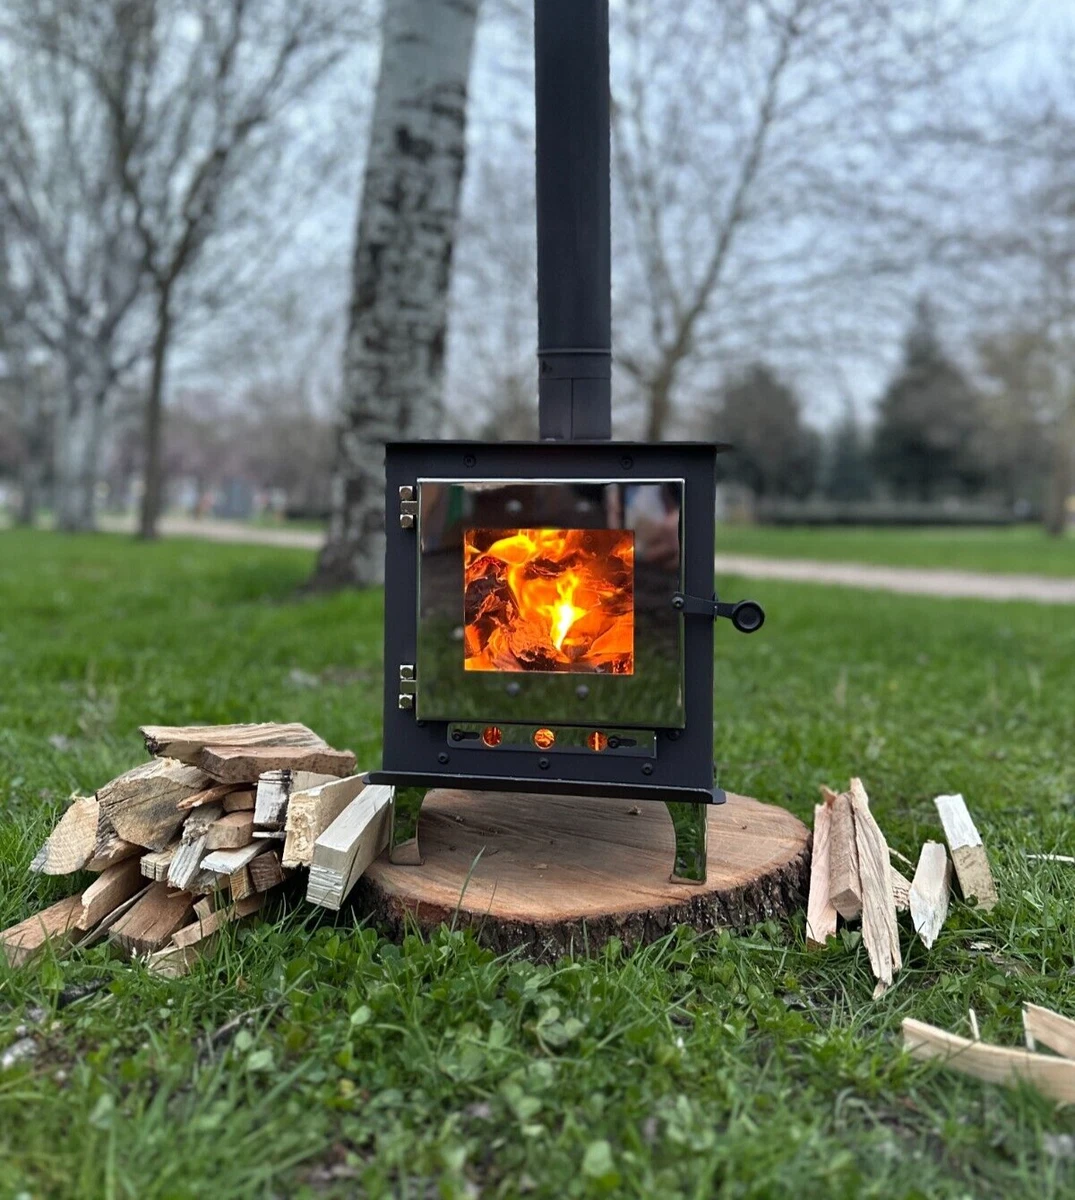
[1, 723, 365, 976]
[806, 778, 998, 995]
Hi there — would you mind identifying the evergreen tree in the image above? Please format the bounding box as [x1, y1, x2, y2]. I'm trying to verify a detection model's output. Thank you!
[874, 298, 986, 501]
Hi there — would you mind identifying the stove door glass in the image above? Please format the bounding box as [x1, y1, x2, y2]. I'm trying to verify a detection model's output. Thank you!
[416, 479, 685, 727]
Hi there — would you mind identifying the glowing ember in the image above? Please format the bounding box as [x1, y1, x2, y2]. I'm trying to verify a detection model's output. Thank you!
[463, 528, 634, 674]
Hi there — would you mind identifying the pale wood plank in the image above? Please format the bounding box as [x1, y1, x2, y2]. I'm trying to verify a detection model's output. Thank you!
[891, 867, 912, 912]
[806, 794, 837, 948]
[903, 1018, 1075, 1103]
[307, 785, 393, 910]
[909, 841, 952, 949]
[934, 794, 997, 910]
[1023, 1004, 1075, 1061]
[283, 774, 367, 868]
[141, 722, 328, 763]
[849, 778, 901, 993]
[140, 843, 179, 882]
[200, 841, 270, 875]
[827, 787, 862, 920]
[196, 745, 356, 785]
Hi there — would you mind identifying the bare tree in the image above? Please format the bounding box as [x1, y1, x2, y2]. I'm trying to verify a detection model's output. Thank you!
[0, 24, 144, 529]
[7, 0, 369, 538]
[610, 0, 1012, 440]
[312, 0, 481, 589]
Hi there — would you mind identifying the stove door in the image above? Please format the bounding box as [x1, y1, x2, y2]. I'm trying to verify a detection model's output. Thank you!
[415, 478, 686, 727]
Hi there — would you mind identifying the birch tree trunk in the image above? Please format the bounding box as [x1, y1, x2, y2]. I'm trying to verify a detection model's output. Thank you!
[310, 0, 480, 589]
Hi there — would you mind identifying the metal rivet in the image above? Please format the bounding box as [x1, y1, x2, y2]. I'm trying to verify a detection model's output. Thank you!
[400, 514, 415, 529]
[641, 763, 653, 775]
[397, 694, 413, 710]
[538, 758, 550, 770]
[451, 730, 463, 742]
[438, 752, 450, 764]
[620, 455, 634, 469]
[575, 684, 589, 700]
[463, 453, 477, 468]
[506, 681, 521, 697]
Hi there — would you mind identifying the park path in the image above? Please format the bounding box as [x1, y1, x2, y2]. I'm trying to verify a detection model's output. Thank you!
[95, 515, 1075, 604]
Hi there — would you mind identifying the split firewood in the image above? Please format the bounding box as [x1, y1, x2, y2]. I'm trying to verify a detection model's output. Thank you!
[193, 896, 215, 922]
[206, 811, 254, 850]
[176, 783, 239, 812]
[196, 745, 356, 786]
[248, 850, 286, 893]
[76, 857, 144, 930]
[806, 791, 837, 948]
[86, 836, 140, 872]
[848, 778, 901, 994]
[29, 796, 100, 875]
[1023, 1004, 1075, 1060]
[223, 789, 256, 813]
[909, 842, 952, 949]
[140, 722, 329, 763]
[140, 844, 179, 882]
[307, 784, 393, 910]
[168, 802, 225, 889]
[200, 841, 270, 876]
[97, 758, 211, 850]
[1, 894, 84, 967]
[229, 865, 254, 900]
[171, 893, 264, 950]
[891, 868, 912, 912]
[902, 1018, 1075, 1104]
[283, 774, 367, 869]
[109, 882, 195, 956]
[254, 770, 290, 829]
[147, 943, 204, 979]
[934, 794, 997, 911]
[826, 786, 862, 920]
[75, 883, 153, 949]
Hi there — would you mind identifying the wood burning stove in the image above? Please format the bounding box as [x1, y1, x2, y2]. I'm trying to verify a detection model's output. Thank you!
[369, 0, 763, 882]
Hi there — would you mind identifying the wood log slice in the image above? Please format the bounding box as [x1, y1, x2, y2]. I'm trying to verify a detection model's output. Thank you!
[356, 789, 809, 959]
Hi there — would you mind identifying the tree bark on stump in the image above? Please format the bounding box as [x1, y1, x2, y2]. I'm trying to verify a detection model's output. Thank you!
[354, 789, 810, 960]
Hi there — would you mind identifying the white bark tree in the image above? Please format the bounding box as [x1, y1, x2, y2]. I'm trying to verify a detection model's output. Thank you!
[312, 0, 481, 588]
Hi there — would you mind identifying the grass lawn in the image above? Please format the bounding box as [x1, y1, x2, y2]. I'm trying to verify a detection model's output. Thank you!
[717, 523, 1075, 577]
[2, 530, 1075, 1198]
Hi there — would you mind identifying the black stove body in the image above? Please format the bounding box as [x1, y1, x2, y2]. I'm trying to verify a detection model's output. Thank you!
[375, 438, 726, 804]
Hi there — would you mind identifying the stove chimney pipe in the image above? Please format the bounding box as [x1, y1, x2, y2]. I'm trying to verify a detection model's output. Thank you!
[534, 0, 612, 440]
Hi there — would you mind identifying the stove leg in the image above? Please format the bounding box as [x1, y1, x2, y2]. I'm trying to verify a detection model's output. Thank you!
[389, 786, 426, 865]
[665, 799, 709, 884]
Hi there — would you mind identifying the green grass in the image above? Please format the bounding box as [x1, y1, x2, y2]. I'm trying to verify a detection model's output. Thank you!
[717, 523, 1075, 577]
[2, 530, 1075, 1198]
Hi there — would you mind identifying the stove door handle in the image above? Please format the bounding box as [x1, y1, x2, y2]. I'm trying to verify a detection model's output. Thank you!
[671, 592, 765, 634]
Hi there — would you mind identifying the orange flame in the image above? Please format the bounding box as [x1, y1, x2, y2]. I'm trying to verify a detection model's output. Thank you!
[464, 528, 634, 674]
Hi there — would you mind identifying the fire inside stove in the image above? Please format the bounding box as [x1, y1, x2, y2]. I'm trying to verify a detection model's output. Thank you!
[463, 528, 635, 674]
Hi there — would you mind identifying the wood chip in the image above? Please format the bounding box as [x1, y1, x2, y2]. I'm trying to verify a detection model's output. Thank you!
[29, 796, 100, 875]
[109, 882, 195, 956]
[934, 794, 997, 911]
[195, 745, 356, 785]
[1, 894, 83, 967]
[140, 722, 328, 763]
[849, 778, 901, 993]
[806, 792, 837, 948]
[77, 857, 144, 930]
[147, 943, 204, 978]
[176, 784, 239, 812]
[229, 865, 254, 901]
[307, 785, 393, 910]
[826, 786, 861, 920]
[1023, 1004, 1075, 1061]
[200, 841, 270, 875]
[206, 811, 255, 850]
[903, 1018, 1075, 1103]
[97, 758, 212, 851]
[909, 841, 951, 949]
[283, 774, 367, 869]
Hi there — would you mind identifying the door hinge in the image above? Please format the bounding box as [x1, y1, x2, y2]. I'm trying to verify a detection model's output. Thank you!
[398, 663, 416, 710]
[399, 485, 417, 529]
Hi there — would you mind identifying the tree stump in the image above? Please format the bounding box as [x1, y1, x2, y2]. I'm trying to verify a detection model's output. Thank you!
[357, 789, 810, 958]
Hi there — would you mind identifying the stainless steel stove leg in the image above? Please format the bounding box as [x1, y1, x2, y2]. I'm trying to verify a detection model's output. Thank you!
[665, 790, 723, 884]
[389, 786, 426, 865]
